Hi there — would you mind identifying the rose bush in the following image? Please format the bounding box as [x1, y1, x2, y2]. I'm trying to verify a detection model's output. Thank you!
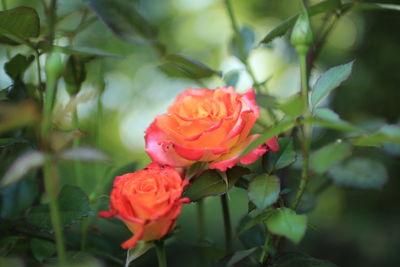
[98, 163, 189, 249]
[145, 87, 278, 171]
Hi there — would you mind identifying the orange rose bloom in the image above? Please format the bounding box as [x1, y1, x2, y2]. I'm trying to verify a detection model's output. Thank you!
[98, 163, 189, 249]
[145, 87, 278, 171]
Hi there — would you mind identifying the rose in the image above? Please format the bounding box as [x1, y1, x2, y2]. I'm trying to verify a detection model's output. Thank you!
[145, 87, 278, 171]
[98, 163, 189, 249]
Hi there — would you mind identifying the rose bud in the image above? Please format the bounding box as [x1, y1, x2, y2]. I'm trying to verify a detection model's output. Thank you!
[145, 87, 278, 172]
[98, 163, 189, 249]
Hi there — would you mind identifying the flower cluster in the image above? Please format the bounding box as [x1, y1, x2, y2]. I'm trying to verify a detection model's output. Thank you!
[99, 87, 278, 248]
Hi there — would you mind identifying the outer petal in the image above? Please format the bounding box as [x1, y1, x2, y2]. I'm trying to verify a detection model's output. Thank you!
[266, 136, 279, 152]
[145, 120, 194, 167]
[240, 88, 260, 117]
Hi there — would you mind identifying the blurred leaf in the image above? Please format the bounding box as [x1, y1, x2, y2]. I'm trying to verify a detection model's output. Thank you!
[40, 44, 123, 58]
[264, 138, 296, 173]
[265, 208, 307, 244]
[237, 210, 274, 237]
[0, 137, 30, 148]
[260, 0, 341, 44]
[227, 247, 258, 267]
[231, 26, 255, 61]
[89, 0, 157, 44]
[184, 167, 249, 201]
[30, 238, 55, 263]
[58, 146, 110, 162]
[248, 174, 280, 210]
[310, 140, 352, 174]
[0, 178, 38, 219]
[1, 151, 44, 188]
[0, 101, 39, 133]
[328, 158, 388, 189]
[5, 54, 34, 81]
[0, 7, 40, 45]
[350, 3, 400, 12]
[50, 130, 84, 152]
[237, 215, 265, 248]
[63, 55, 87, 95]
[271, 252, 337, 267]
[312, 108, 364, 133]
[160, 54, 221, 80]
[27, 185, 93, 232]
[242, 118, 296, 157]
[278, 94, 304, 118]
[224, 70, 240, 87]
[350, 124, 400, 146]
[126, 242, 153, 267]
[311, 61, 354, 108]
[0, 257, 24, 267]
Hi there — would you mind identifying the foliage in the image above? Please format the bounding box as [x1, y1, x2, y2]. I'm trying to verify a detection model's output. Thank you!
[0, 0, 399, 266]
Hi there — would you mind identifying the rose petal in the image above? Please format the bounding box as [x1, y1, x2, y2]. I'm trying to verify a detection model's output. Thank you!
[145, 121, 194, 167]
[266, 136, 279, 152]
[240, 88, 260, 117]
[121, 224, 144, 249]
[239, 144, 268, 165]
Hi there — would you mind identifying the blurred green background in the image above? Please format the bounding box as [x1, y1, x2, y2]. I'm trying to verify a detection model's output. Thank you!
[1, 0, 400, 266]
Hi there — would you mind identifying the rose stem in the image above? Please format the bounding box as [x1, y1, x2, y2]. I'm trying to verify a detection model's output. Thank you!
[292, 0, 313, 210]
[155, 240, 168, 267]
[220, 194, 232, 252]
[259, 231, 272, 263]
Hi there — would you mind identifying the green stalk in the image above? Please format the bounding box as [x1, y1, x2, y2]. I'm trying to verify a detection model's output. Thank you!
[259, 232, 272, 264]
[292, 50, 312, 210]
[220, 194, 232, 252]
[154, 240, 167, 267]
[48, 0, 57, 44]
[43, 155, 66, 266]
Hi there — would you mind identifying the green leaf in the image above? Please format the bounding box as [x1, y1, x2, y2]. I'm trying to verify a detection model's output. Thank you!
[227, 247, 258, 267]
[311, 61, 354, 108]
[224, 70, 240, 87]
[0, 178, 38, 219]
[40, 44, 123, 58]
[184, 166, 250, 201]
[0, 7, 40, 45]
[237, 210, 274, 237]
[303, 116, 363, 134]
[260, 0, 341, 44]
[30, 238, 55, 262]
[5, 54, 34, 81]
[0, 257, 24, 267]
[278, 94, 304, 118]
[271, 252, 337, 267]
[264, 138, 296, 173]
[242, 118, 296, 157]
[0, 138, 30, 148]
[27, 185, 93, 232]
[265, 208, 307, 244]
[160, 54, 221, 80]
[231, 26, 255, 61]
[310, 140, 352, 174]
[350, 3, 400, 12]
[328, 158, 388, 189]
[248, 175, 280, 210]
[58, 146, 110, 162]
[350, 124, 400, 146]
[126, 242, 153, 267]
[89, 0, 157, 44]
[1, 151, 44, 188]
[0, 101, 39, 133]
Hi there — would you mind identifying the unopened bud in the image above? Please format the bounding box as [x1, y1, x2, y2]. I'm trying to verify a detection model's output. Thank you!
[45, 49, 64, 79]
[290, 10, 313, 53]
